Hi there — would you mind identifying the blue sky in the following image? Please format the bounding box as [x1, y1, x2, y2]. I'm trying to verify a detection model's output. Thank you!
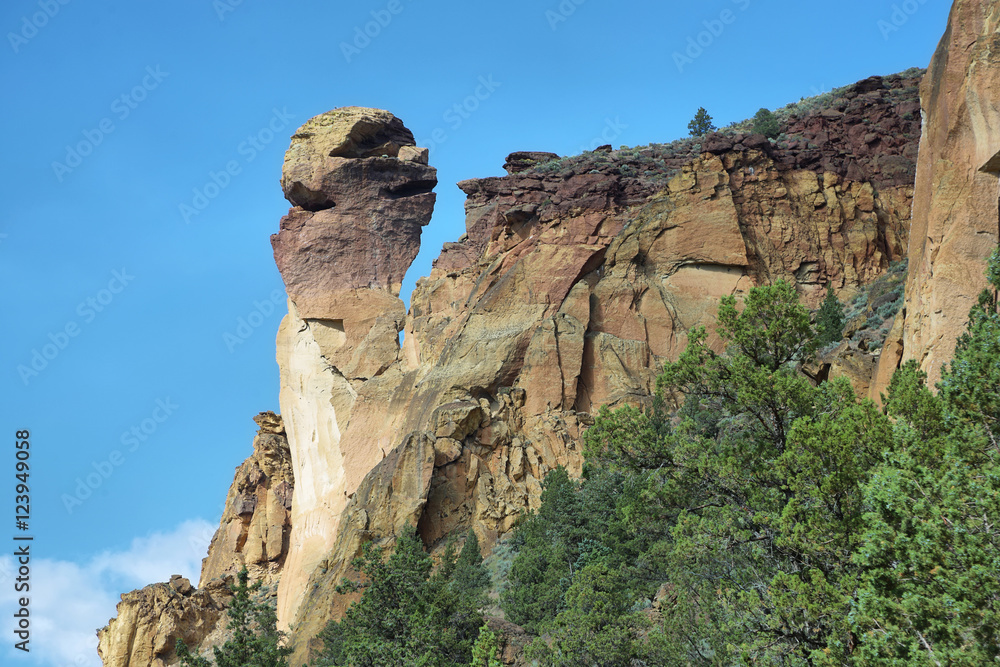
[0, 1, 952, 665]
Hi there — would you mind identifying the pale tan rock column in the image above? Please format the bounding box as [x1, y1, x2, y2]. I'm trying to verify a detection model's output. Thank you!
[270, 107, 436, 630]
[900, 0, 1000, 386]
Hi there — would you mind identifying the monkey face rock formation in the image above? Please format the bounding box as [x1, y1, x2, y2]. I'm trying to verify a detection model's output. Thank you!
[271, 107, 437, 630]
[98, 77, 928, 666]
[897, 0, 1000, 385]
[269, 80, 924, 662]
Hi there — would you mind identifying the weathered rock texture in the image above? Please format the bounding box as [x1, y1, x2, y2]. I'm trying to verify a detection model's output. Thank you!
[267, 79, 923, 664]
[199, 412, 294, 589]
[895, 0, 1000, 386]
[100, 70, 935, 666]
[97, 578, 232, 667]
[271, 107, 438, 631]
[97, 414, 293, 667]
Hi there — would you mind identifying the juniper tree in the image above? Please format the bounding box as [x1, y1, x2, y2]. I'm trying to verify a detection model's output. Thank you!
[687, 107, 716, 137]
[852, 249, 1000, 664]
[751, 107, 780, 138]
[314, 530, 489, 667]
[176, 567, 289, 667]
[816, 282, 845, 346]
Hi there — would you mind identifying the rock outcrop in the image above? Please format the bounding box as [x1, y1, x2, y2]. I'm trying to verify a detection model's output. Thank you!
[266, 80, 923, 663]
[199, 412, 293, 589]
[101, 71, 935, 667]
[97, 414, 293, 667]
[893, 0, 1000, 387]
[271, 107, 438, 631]
[97, 578, 232, 667]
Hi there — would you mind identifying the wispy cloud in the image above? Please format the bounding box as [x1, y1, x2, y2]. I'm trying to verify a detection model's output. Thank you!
[0, 519, 214, 667]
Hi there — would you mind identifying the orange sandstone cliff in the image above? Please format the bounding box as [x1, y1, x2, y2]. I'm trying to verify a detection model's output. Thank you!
[889, 0, 1000, 388]
[97, 68, 940, 665]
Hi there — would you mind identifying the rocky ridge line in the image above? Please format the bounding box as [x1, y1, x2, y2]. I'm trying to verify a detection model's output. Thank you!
[96, 413, 293, 667]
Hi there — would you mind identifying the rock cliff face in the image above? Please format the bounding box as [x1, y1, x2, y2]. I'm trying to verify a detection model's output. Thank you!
[270, 107, 438, 629]
[100, 71, 937, 666]
[199, 412, 294, 590]
[895, 0, 1000, 386]
[268, 80, 922, 663]
[97, 414, 293, 667]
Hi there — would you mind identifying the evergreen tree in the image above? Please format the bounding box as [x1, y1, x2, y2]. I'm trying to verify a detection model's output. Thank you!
[468, 624, 503, 667]
[851, 250, 1000, 664]
[524, 563, 647, 667]
[751, 107, 780, 138]
[314, 531, 487, 667]
[452, 531, 490, 600]
[176, 567, 290, 667]
[500, 468, 582, 633]
[816, 282, 845, 346]
[591, 280, 890, 663]
[687, 107, 716, 137]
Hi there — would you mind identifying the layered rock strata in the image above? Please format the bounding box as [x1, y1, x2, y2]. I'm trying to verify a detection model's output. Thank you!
[895, 0, 1000, 386]
[99, 72, 931, 666]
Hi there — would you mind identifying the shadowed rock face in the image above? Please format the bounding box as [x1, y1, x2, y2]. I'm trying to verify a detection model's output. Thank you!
[894, 0, 1000, 386]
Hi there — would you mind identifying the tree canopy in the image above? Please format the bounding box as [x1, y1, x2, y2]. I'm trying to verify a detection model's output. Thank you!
[177, 567, 290, 667]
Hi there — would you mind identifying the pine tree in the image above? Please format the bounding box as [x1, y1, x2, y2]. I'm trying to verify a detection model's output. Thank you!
[315, 531, 487, 667]
[687, 107, 716, 137]
[751, 107, 780, 138]
[176, 567, 290, 667]
[816, 282, 845, 346]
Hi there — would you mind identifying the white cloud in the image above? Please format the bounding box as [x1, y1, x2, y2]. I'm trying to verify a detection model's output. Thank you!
[0, 519, 216, 667]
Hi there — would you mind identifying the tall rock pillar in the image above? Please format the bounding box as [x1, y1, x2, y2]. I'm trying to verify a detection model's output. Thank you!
[898, 0, 1000, 386]
[271, 107, 436, 628]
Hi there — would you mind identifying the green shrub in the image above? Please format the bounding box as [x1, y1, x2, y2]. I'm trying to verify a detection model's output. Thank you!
[751, 108, 780, 139]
